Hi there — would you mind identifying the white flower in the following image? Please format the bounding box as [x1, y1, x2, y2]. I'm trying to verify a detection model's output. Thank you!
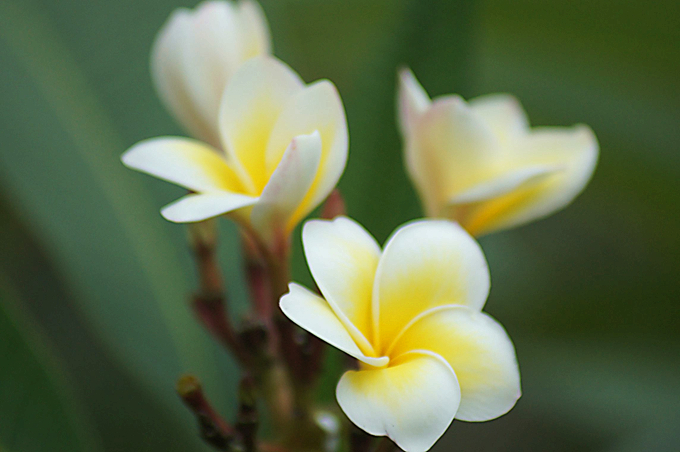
[398, 68, 599, 236]
[123, 57, 348, 247]
[280, 217, 521, 451]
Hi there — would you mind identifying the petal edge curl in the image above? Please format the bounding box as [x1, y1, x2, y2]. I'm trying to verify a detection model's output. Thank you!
[336, 350, 460, 452]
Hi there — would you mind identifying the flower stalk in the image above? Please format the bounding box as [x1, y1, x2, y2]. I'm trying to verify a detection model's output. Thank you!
[189, 221, 249, 366]
[177, 375, 237, 451]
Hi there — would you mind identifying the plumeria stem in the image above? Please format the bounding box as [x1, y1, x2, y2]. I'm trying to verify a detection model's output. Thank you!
[189, 221, 249, 366]
[241, 231, 275, 327]
[177, 375, 237, 451]
[236, 376, 259, 452]
[321, 188, 346, 220]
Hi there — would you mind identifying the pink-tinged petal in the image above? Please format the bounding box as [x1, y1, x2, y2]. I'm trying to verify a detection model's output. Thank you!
[462, 125, 599, 236]
[250, 132, 322, 243]
[121, 137, 244, 193]
[218, 57, 304, 193]
[469, 94, 529, 147]
[389, 306, 521, 422]
[336, 351, 460, 452]
[161, 192, 257, 223]
[264, 80, 348, 229]
[302, 217, 381, 352]
[280, 283, 388, 367]
[408, 96, 500, 216]
[373, 220, 489, 351]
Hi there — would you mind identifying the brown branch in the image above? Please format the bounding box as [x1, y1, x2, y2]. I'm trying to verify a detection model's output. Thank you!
[188, 221, 249, 366]
[177, 375, 236, 451]
[236, 375, 259, 452]
[321, 188, 346, 219]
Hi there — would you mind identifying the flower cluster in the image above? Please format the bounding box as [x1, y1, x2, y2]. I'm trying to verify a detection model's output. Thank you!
[122, 1, 598, 451]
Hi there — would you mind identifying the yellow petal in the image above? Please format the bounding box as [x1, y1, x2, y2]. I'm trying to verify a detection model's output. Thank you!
[373, 220, 489, 352]
[388, 306, 521, 422]
[450, 165, 560, 204]
[264, 80, 348, 230]
[161, 192, 258, 223]
[469, 94, 528, 147]
[336, 351, 460, 452]
[218, 56, 304, 193]
[250, 132, 322, 244]
[302, 217, 381, 352]
[409, 96, 500, 216]
[121, 137, 244, 193]
[279, 283, 387, 367]
[461, 125, 598, 236]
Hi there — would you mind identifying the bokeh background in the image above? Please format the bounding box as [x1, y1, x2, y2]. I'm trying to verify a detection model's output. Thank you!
[1, 0, 678, 451]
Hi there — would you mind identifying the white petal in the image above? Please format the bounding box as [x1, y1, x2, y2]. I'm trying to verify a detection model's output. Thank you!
[373, 220, 489, 352]
[161, 192, 257, 223]
[121, 137, 244, 192]
[469, 94, 529, 147]
[178, 1, 243, 144]
[264, 80, 348, 228]
[279, 283, 388, 367]
[237, 0, 271, 59]
[450, 165, 561, 204]
[397, 67, 431, 138]
[250, 132, 322, 243]
[151, 9, 216, 145]
[389, 306, 521, 422]
[218, 56, 304, 192]
[302, 217, 381, 351]
[336, 351, 460, 452]
[408, 97, 500, 216]
[151, 1, 272, 147]
[461, 125, 599, 236]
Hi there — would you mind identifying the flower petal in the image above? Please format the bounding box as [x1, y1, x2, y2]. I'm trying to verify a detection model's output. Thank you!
[151, 1, 271, 148]
[462, 125, 599, 236]
[121, 137, 244, 192]
[302, 217, 381, 353]
[237, 0, 271, 59]
[389, 306, 521, 422]
[218, 56, 304, 193]
[469, 94, 528, 147]
[373, 220, 489, 351]
[408, 97, 500, 216]
[336, 350, 460, 452]
[397, 67, 431, 138]
[161, 192, 257, 223]
[264, 80, 348, 229]
[250, 131, 322, 243]
[450, 165, 561, 204]
[279, 283, 388, 367]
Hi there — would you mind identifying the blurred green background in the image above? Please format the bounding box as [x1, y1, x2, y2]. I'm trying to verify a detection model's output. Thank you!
[0, 0, 678, 451]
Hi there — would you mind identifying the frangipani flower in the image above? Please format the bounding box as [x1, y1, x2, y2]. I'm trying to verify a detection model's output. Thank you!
[152, 0, 271, 148]
[122, 57, 348, 246]
[398, 68, 599, 236]
[280, 217, 520, 451]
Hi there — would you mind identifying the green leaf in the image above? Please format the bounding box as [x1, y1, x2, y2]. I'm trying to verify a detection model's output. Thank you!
[0, 0, 233, 437]
[0, 279, 103, 452]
